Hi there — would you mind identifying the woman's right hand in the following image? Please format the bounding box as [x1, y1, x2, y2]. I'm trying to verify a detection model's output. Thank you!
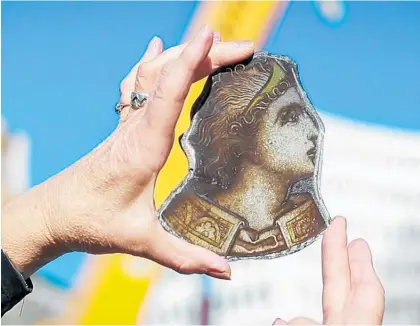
[1, 26, 255, 279]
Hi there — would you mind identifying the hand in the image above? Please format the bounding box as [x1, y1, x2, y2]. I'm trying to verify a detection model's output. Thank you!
[1, 26, 255, 279]
[273, 217, 385, 325]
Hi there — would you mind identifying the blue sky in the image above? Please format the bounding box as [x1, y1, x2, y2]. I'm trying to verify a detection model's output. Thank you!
[2, 1, 420, 288]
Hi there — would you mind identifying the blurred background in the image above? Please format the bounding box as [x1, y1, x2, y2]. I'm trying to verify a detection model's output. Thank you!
[2, 1, 420, 324]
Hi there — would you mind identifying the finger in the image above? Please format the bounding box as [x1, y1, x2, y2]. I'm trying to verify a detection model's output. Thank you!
[347, 239, 385, 325]
[131, 35, 251, 99]
[140, 36, 163, 63]
[122, 35, 251, 107]
[134, 37, 164, 93]
[128, 36, 163, 81]
[194, 40, 254, 81]
[145, 25, 214, 135]
[273, 318, 288, 325]
[140, 39, 254, 86]
[143, 224, 231, 280]
[153, 32, 220, 66]
[120, 36, 163, 106]
[321, 216, 351, 322]
[124, 36, 163, 90]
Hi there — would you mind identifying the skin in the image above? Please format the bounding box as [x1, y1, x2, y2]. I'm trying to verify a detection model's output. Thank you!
[1, 27, 254, 280]
[273, 217, 385, 325]
[1, 28, 385, 323]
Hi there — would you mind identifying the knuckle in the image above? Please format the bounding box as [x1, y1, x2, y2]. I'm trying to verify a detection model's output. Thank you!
[174, 259, 193, 275]
[152, 82, 166, 102]
[136, 61, 152, 77]
[160, 62, 172, 79]
[151, 65, 171, 100]
[150, 61, 190, 106]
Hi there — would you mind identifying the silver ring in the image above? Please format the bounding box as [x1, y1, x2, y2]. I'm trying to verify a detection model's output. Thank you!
[131, 92, 149, 109]
[115, 103, 130, 115]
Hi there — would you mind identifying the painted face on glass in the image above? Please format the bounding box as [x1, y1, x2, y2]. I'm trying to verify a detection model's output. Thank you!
[159, 53, 330, 261]
[185, 55, 324, 190]
[253, 87, 319, 177]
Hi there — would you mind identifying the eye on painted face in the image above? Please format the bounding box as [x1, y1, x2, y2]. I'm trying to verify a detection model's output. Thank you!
[255, 87, 319, 176]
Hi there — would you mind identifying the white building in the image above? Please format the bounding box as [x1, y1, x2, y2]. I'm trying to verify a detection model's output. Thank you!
[142, 114, 420, 325]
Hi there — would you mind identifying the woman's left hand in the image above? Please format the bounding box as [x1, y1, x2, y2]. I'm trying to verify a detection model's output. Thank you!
[272, 217, 385, 325]
[1, 27, 255, 279]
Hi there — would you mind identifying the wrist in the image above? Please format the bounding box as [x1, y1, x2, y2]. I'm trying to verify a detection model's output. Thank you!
[37, 141, 136, 253]
[1, 182, 65, 278]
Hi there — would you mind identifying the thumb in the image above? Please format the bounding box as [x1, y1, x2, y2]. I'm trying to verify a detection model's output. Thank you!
[144, 25, 214, 136]
[142, 224, 231, 280]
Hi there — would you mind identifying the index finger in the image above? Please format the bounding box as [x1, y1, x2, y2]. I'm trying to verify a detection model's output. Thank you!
[140, 39, 254, 85]
[321, 216, 351, 322]
[144, 25, 214, 135]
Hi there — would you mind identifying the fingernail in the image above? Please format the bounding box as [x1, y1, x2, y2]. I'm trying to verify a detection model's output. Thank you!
[144, 37, 156, 55]
[235, 40, 254, 48]
[273, 318, 287, 325]
[208, 270, 231, 280]
[333, 215, 347, 228]
[149, 36, 161, 50]
[208, 263, 231, 280]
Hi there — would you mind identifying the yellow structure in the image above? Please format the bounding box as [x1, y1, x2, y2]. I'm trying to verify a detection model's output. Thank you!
[50, 2, 289, 324]
[156, 1, 287, 206]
